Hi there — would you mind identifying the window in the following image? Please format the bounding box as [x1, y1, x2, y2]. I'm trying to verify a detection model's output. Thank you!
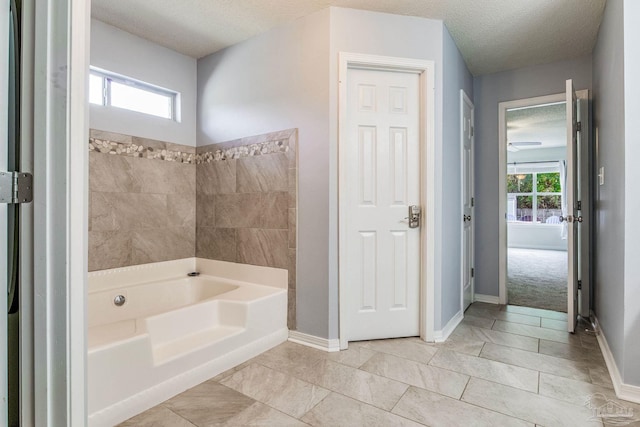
[89, 67, 178, 121]
[507, 167, 562, 224]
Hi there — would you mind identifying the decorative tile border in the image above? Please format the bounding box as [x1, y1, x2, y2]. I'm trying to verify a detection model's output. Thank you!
[89, 138, 196, 163]
[195, 139, 289, 163]
[89, 131, 290, 164]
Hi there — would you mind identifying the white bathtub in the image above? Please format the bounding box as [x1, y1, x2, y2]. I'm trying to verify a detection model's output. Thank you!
[88, 258, 288, 427]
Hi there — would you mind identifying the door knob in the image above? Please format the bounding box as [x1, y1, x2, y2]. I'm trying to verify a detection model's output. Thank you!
[407, 205, 421, 228]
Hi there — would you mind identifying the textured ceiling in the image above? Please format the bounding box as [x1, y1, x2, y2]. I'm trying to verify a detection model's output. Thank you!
[91, 0, 606, 75]
[507, 103, 567, 149]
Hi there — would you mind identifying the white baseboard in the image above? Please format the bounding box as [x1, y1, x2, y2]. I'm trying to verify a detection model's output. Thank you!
[289, 331, 340, 352]
[473, 293, 501, 304]
[593, 317, 640, 404]
[433, 310, 463, 343]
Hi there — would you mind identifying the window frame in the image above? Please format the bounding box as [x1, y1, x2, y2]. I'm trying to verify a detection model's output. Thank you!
[507, 170, 562, 224]
[89, 67, 179, 121]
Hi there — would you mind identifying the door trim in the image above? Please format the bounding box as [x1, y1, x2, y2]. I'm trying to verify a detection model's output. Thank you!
[32, 0, 90, 424]
[460, 90, 474, 310]
[498, 90, 589, 310]
[338, 52, 436, 349]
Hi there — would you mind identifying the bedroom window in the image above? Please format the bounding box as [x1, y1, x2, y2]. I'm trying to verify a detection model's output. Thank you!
[507, 170, 562, 224]
[89, 67, 178, 121]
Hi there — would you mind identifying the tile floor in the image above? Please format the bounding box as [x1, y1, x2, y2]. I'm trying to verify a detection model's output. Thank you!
[119, 303, 640, 427]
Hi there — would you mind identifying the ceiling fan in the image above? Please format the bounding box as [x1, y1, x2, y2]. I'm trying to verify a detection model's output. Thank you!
[507, 141, 542, 152]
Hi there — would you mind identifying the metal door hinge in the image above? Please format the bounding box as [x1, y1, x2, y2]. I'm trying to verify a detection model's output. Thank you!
[471, 197, 475, 207]
[578, 280, 582, 290]
[576, 121, 582, 132]
[471, 126, 474, 137]
[471, 268, 475, 278]
[577, 201, 582, 210]
[0, 172, 33, 204]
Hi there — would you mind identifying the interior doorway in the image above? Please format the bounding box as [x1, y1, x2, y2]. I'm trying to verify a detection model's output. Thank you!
[498, 84, 591, 332]
[505, 100, 568, 313]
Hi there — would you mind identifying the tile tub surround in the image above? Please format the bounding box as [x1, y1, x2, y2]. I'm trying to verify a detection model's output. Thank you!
[89, 129, 196, 271]
[88, 128, 299, 330]
[196, 129, 298, 330]
[120, 302, 629, 427]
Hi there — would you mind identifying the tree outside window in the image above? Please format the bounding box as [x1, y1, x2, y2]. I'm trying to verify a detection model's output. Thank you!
[507, 171, 562, 223]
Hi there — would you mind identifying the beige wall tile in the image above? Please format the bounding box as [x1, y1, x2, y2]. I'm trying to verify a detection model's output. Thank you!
[195, 194, 215, 228]
[237, 229, 288, 268]
[196, 160, 236, 195]
[215, 193, 264, 228]
[88, 231, 132, 271]
[90, 152, 139, 193]
[167, 192, 196, 229]
[288, 248, 296, 291]
[195, 227, 236, 262]
[90, 129, 133, 144]
[288, 289, 296, 330]
[131, 227, 195, 265]
[236, 154, 288, 193]
[90, 192, 169, 231]
[133, 159, 195, 195]
[288, 168, 297, 208]
[288, 208, 296, 248]
[262, 192, 288, 229]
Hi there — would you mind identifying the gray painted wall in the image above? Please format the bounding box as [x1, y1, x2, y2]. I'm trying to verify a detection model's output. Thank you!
[90, 19, 197, 146]
[472, 56, 592, 297]
[592, 0, 625, 373]
[441, 26, 474, 327]
[623, 0, 640, 387]
[197, 9, 331, 338]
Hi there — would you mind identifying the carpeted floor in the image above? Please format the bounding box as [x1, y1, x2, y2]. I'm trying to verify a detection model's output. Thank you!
[507, 248, 567, 313]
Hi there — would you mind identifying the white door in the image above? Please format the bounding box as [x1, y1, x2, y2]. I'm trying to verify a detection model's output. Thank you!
[344, 67, 421, 341]
[566, 79, 579, 333]
[461, 91, 474, 310]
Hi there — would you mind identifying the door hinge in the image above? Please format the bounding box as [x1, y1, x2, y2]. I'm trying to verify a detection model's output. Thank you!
[0, 172, 33, 204]
[471, 197, 475, 207]
[578, 280, 582, 290]
[576, 121, 582, 132]
[470, 126, 474, 137]
[471, 268, 475, 278]
[577, 201, 582, 210]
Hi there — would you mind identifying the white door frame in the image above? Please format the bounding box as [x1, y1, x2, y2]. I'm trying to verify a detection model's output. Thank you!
[498, 90, 589, 311]
[32, 0, 90, 425]
[460, 90, 474, 310]
[338, 52, 436, 349]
